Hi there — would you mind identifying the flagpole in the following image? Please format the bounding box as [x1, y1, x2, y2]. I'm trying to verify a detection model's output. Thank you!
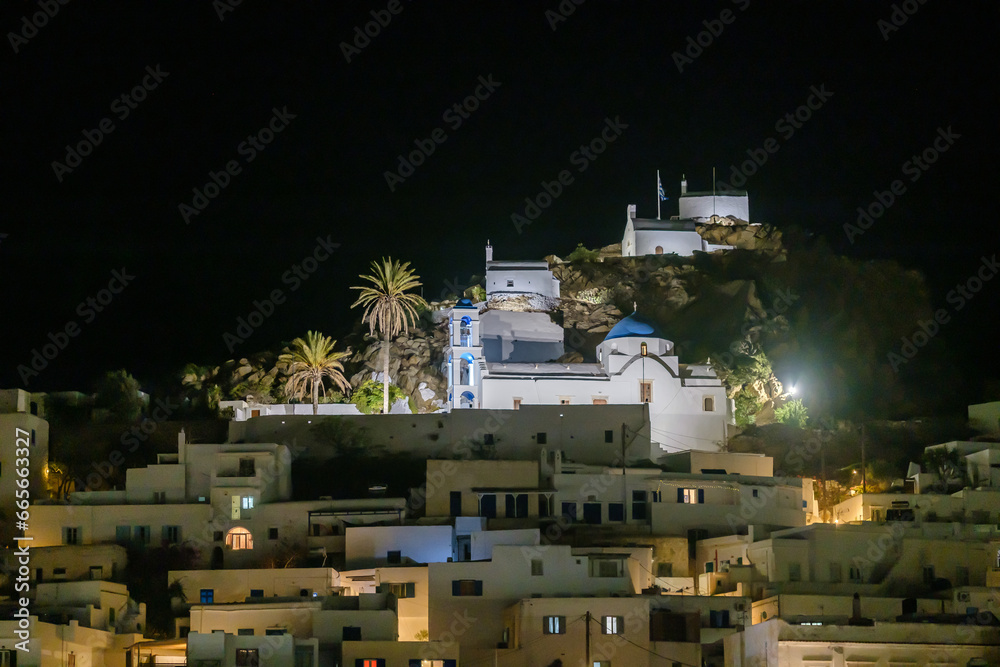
[712, 167, 716, 218]
[657, 170, 661, 220]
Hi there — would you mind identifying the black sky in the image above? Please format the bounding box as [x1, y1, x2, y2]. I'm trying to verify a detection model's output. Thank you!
[2, 1, 998, 401]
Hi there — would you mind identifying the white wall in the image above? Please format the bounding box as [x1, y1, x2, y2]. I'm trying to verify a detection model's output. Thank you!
[679, 193, 750, 222]
[345, 525, 454, 569]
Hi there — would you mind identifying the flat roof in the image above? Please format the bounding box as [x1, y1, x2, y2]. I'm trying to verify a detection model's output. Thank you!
[680, 190, 748, 197]
[633, 218, 697, 231]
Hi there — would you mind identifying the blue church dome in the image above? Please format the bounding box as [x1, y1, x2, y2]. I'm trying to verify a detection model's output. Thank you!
[604, 312, 664, 341]
[455, 298, 476, 309]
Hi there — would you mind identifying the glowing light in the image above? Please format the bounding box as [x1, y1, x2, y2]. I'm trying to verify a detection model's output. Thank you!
[788, 385, 797, 395]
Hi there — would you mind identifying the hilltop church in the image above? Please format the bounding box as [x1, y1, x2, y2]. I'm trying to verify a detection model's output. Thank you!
[441, 243, 733, 454]
[622, 175, 751, 256]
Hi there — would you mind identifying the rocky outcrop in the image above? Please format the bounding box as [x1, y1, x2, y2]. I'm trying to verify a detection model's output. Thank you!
[696, 218, 784, 253]
[349, 325, 449, 414]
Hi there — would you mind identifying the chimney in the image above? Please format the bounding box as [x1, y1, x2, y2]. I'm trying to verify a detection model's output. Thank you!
[627, 204, 636, 220]
[681, 174, 687, 195]
[485, 240, 493, 263]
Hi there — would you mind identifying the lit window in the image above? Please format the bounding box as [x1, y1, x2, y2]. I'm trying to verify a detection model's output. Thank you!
[235, 649, 259, 667]
[200, 589, 214, 603]
[241, 495, 255, 510]
[602, 615, 624, 634]
[513, 398, 521, 410]
[543, 616, 565, 634]
[681, 488, 702, 504]
[452, 580, 482, 596]
[226, 527, 254, 550]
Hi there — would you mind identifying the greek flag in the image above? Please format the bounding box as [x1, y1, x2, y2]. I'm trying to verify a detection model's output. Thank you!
[657, 173, 667, 201]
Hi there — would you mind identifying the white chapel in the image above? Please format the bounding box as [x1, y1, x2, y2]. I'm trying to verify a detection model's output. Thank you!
[443, 245, 734, 453]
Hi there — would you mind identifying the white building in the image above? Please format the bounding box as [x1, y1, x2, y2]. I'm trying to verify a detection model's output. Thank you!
[445, 288, 733, 452]
[0, 388, 49, 541]
[622, 176, 751, 257]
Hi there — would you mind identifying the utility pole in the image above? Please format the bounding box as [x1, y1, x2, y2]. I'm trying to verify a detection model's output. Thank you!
[621, 423, 628, 517]
[585, 611, 591, 666]
[861, 423, 867, 494]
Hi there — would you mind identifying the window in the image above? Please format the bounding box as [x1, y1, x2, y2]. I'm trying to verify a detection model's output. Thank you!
[655, 245, 664, 254]
[593, 397, 607, 405]
[602, 615, 624, 635]
[536, 432, 547, 444]
[237, 628, 254, 636]
[133, 525, 151, 545]
[250, 589, 264, 597]
[342, 627, 362, 641]
[543, 616, 565, 634]
[608, 502, 624, 522]
[268, 527, 279, 540]
[226, 527, 254, 550]
[923, 565, 935, 584]
[235, 649, 259, 667]
[484, 433, 495, 446]
[479, 494, 497, 518]
[703, 396, 715, 412]
[561, 502, 577, 522]
[450, 491, 462, 516]
[162, 525, 181, 544]
[531, 559, 543, 576]
[239, 458, 256, 476]
[506, 279, 514, 287]
[451, 580, 483, 596]
[200, 589, 214, 603]
[639, 380, 652, 403]
[560, 398, 571, 405]
[387, 550, 402, 564]
[90, 565, 103, 580]
[752, 488, 759, 498]
[788, 562, 802, 582]
[358, 660, 385, 667]
[956, 565, 969, 586]
[241, 495, 255, 510]
[265, 628, 286, 636]
[116, 525, 131, 544]
[388, 582, 416, 598]
[656, 562, 673, 577]
[505, 493, 528, 518]
[538, 495, 551, 517]
[513, 398, 521, 410]
[153, 491, 166, 504]
[214, 531, 224, 542]
[62, 527, 80, 545]
[679, 488, 703, 504]
[53, 567, 66, 576]
[849, 566, 863, 582]
[632, 490, 648, 521]
[583, 502, 602, 524]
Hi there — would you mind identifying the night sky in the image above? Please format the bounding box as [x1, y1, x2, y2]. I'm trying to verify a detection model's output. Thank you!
[2, 1, 997, 402]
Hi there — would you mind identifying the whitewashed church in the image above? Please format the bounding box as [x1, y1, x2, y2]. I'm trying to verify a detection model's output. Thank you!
[621, 176, 750, 256]
[442, 244, 734, 453]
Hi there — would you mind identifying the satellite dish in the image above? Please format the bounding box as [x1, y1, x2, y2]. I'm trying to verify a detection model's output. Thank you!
[906, 462, 920, 478]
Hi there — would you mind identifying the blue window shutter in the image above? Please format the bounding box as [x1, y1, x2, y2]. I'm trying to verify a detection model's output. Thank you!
[677, 488, 684, 503]
[474, 580, 483, 595]
[452, 580, 461, 596]
[698, 489, 705, 504]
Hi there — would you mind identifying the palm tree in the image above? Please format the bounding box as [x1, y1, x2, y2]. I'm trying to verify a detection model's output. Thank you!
[278, 331, 351, 415]
[351, 257, 428, 414]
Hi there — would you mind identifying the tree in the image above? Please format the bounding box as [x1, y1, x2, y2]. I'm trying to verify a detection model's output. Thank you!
[774, 398, 809, 428]
[94, 369, 145, 422]
[922, 447, 963, 492]
[351, 257, 428, 414]
[278, 331, 351, 415]
[350, 378, 411, 415]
